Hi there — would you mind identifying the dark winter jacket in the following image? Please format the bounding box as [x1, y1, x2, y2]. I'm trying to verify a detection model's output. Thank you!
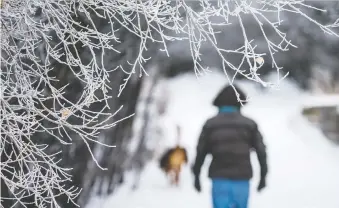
[192, 85, 267, 180]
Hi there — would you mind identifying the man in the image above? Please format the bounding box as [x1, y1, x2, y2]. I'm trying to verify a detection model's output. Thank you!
[192, 84, 268, 208]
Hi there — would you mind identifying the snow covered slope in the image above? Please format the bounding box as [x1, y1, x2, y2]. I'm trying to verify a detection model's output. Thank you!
[87, 72, 339, 208]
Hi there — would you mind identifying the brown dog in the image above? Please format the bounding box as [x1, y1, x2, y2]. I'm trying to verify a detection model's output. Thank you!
[159, 125, 188, 186]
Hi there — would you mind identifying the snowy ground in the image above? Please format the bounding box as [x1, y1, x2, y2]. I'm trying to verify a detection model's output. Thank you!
[87, 72, 339, 208]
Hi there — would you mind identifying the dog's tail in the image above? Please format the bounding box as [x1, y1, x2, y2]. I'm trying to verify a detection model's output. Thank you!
[176, 124, 182, 146]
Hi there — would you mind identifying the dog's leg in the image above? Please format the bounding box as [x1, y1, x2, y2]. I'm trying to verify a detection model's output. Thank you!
[169, 170, 176, 186]
[164, 169, 172, 186]
[174, 169, 180, 186]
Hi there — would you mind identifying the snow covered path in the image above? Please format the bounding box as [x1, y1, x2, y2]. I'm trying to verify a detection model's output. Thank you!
[87, 73, 339, 208]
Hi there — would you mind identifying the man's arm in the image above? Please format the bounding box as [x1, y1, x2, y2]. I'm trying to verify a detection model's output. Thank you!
[252, 125, 268, 180]
[192, 124, 209, 177]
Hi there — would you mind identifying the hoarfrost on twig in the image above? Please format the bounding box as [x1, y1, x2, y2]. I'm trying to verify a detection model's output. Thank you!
[1, 0, 339, 207]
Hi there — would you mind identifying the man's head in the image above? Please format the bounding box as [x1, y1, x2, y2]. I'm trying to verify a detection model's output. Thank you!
[212, 84, 247, 108]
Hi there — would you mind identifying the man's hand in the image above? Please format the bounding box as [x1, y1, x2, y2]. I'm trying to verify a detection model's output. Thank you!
[194, 176, 201, 192]
[257, 178, 266, 192]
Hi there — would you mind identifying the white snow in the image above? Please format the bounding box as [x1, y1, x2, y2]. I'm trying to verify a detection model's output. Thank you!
[87, 72, 339, 208]
[301, 94, 339, 108]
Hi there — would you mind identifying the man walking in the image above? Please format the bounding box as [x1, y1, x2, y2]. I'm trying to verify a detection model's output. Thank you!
[192, 84, 268, 208]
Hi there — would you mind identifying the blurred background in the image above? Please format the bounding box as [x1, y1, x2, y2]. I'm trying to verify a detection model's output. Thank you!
[87, 72, 339, 208]
[83, 1, 339, 208]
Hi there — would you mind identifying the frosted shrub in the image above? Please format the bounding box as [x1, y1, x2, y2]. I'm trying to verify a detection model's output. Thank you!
[1, 0, 339, 207]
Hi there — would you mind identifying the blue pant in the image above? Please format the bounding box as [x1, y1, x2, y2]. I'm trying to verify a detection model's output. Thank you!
[211, 178, 250, 208]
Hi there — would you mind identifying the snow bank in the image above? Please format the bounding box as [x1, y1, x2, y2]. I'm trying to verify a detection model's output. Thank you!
[302, 94, 339, 108]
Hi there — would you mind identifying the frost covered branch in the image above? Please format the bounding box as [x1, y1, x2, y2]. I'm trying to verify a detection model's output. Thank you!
[183, 0, 339, 102]
[1, 0, 339, 207]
